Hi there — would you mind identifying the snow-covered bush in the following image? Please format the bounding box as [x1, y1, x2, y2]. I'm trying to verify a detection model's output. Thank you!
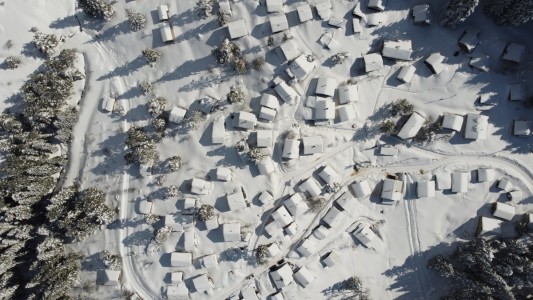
[390, 99, 414, 117]
[168, 156, 183, 172]
[166, 185, 179, 198]
[414, 119, 441, 142]
[235, 138, 250, 152]
[305, 196, 326, 213]
[227, 85, 245, 104]
[100, 250, 122, 270]
[147, 96, 166, 117]
[196, 0, 215, 19]
[331, 52, 349, 65]
[267, 36, 275, 46]
[113, 103, 126, 116]
[485, 0, 533, 26]
[155, 175, 167, 186]
[4, 56, 21, 69]
[126, 9, 146, 31]
[248, 148, 266, 162]
[153, 226, 172, 244]
[439, 0, 479, 28]
[256, 244, 269, 264]
[77, 0, 116, 21]
[212, 39, 241, 64]
[125, 126, 159, 165]
[183, 110, 205, 131]
[139, 80, 155, 95]
[142, 48, 162, 67]
[33, 31, 59, 57]
[234, 57, 248, 74]
[146, 213, 160, 225]
[253, 56, 265, 70]
[379, 120, 396, 135]
[152, 118, 166, 133]
[217, 11, 230, 26]
[197, 204, 215, 221]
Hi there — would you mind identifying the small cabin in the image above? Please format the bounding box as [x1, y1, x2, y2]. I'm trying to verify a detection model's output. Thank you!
[192, 274, 212, 293]
[318, 165, 340, 186]
[382, 40, 413, 60]
[316, 77, 337, 97]
[222, 223, 241, 242]
[477, 168, 495, 182]
[270, 264, 294, 289]
[170, 252, 192, 267]
[289, 54, 315, 81]
[412, 4, 430, 24]
[302, 136, 324, 155]
[284, 193, 309, 216]
[199, 254, 218, 269]
[157, 5, 170, 22]
[274, 81, 298, 103]
[352, 223, 377, 247]
[266, 0, 284, 13]
[476, 216, 502, 239]
[271, 206, 294, 227]
[425, 53, 446, 74]
[397, 65, 415, 83]
[451, 172, 468, 193]
[397, 112, 425, 140]
[502, 43, 525, 64]
[282, 138, 300, 160]
[191, 178, 212, 195]
[279, 40, 301, 62]
[101, 95, 116, 113]
[169, 106, 187, 124]
[293, 266, 316, 288]
[270, 14, 289, 33]
[323, 206, 346, 228]
[226, 190, 247, 211]
[256, 130, 273, 148]
[298, 177, 322, 197]
[459, 28, 480, 52]
[259, 106, 277, 121]
[513, 120, 530, 136]
[417, 180, 435, 198]
[211, 117, 225, 145]
[363, 53, 384, 72]
[338, 84, 358, 104]
[160, 24, 175, 43]
[381, 178, 403, 203]
[337, 105, 356, 122]
[98, 270, 121, 286]
[227, 19, 248, 39]
[464, 114, 488, 140]
[351, 180, 372, 198]
[442, 114, 464, 132]
[233, 111, 257, 130]
[491, 202, 515, 221]
[368, 0, 385, 11]
[314, 99, 335, 121]
[296, 4, 313, 22]
[257, 156, 276, 175]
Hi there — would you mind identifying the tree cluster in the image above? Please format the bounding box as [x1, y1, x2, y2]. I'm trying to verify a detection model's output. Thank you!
[142, 48, 162, 67]
[212, 39, 241, 65]
[124, 126, 159, 165]
[77, 0, 116, 21]
[197, 204, 215, 221]
[126, 9, 147, 31]
[196, 0, 215, 19]
[33, 31, 60, 57]
[485, 0, 533, 26]
[226, 85, 245, 104]
[439, 0, 479, 28]
[4, 56, 22, 69]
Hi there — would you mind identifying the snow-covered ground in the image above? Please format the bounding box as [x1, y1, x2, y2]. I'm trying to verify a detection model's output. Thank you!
[1, 0, 532, 299]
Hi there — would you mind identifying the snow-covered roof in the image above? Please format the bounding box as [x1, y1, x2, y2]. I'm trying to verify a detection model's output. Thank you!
[382, 40, 413, 60]
[258, 191, 273, 205]
[368, 0, 385, 11]
[284, 193, 309, 216]
[222, 223, 241, 242]
[266, 0, 283, 13]
[338, 84, 358, 104]
[451, 172, 468, 193]
[170, 271, 183, 284]
[397, 112, 425, 140]
[313, 225, 329, 239]
[314, 99, 335, 120]
[191, 178, 211, 195]
[436, 172, 451, 190]
[477, 168, 495, 182]
[264, 221, 283, 237]
[274, 81, 298, 103]
[233, 111, 257, 130]
[271, 206, 294, 227]
[157, 5, 169, 22]
[352, 223, 377, 246]
[425, 53, 446, 74]
[205, 217, 219, 230]
[498, 178, 514, 192]
[397, 65, 415, 83]
[216, 167, 232, 181]
[257, 156, 276, 175]
[459, 28, 480, 52]
[315, 0, 332, 20]
[284, 222, 298, 235]
[381, 178, 403, 202]
[417, 180, 435, 198]
[160, 24, 174, 43]
[323, 206, 346, 228]
[270, 14, 289, 33]
[298, 177, 322, 197]
[219, 0, 232, 15]
[289, 54, 315, 81]
[241, 285, 259, 300]
[267, 243, 281, 257]
[99, 270, 120, 286]
[192, 274, 212, 292]
[353, 2, 363, 17]
[227, 19, 248, 39]
[270, 292, 285, 300]
[513, 120, 530, 136]
[170, 252, 192, 267]
[270, 264, 294, 289]
[318, 165, 340, 186]
[412, 4, 430, 24]
[337, 105, 356, 122]
[293, 266, 315, 288]
[503, 43, 525, 63]
[256, 130, 273, 148]
[328, 17, 346, 28]
[509, 84, 525, 101]
[211, 117, 225, 145]
[101, 95, 115, 112]
[296, 4, 313, 22]
[464, 113, 488, 140]
[181, 230, 196, 251]
[316, 77, 337, 97]
[353, 18, 363, 33]
[279, 39, 300, 61]
[322, 251, 338, 267]
[168, 283, 188, 298]
[363, 53, 384, 72]
[442, 114, 464, 131]
[367, 13, 385, 26]
[476, 216, 502, 238]
[380, 146, 398, 156]
[297, 237, 318, 257]
[226, 190, 246, 211]
[199, 254, 218, 268]
[282, 138, 300, 159]
[336, 192, 356, 211]
[351, 180, 372, 198]
[259, 106, 277, 121]
[169, 106, 187, 124]
[302, 136, 323, 155]
[492, 202, 515, 221]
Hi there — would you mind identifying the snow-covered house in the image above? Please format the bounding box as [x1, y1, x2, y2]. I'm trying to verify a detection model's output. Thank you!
[492, 202, 515, 221]
[315, 0, 332, 20]
[502, 43, 526, 64]
[233, 111, 257, 130]
[256, 130, 273, 148]
[270, 264, 294, 289]
[509, 84, 525, 101]
[338, 105, 356, 122]
[316, 77, 337, 97]
[226, 190, 247, 211]
[367, 13, 385, 26]
[199, 254, 218, 269]
[397, 112, 425, 140]
[170, 271, 183, 284]
[266, 243, 281, 257]
[266, 0, 283, 13]
[216, 167, 232, 181]
[513, 120, 530, 136]
[314, 99, 335, 122]
[459, 28, 480, 52]
[191, 178, 212, 195]
[451, 172, 468, 193]
[382, 40, 413, 60]
[157, 5, 170, 22]
[160, 24, 174, 43]
[258, 191, 273, 205]
[297, 237, 318, 257]
[270, 292, 285, 300]
[397, 65, 415, 83]
[257, 156, 276, 175]
[169, 106, 187, 124]
[498, 178, 514, 192]
[284, 193, 309, 216]
[298, 177, 322, 197]
[272, 206, 294, 227]
[417, 180, 435, 198]
[322, 251, 338, 267]
[368, 0, 385, 11]
[352, 223, 377, 247]
[412, 4, 430, 24]
[222, 223, 241, 242]
[436, 172, 451, 190]
[323, 206, 346, 228]
[181, 230, 196, 252]
[259, 106, 277, 122]
[288, 54, 315, 81]
[338, 84, 358, 104]
[318, 165, 340, 186]
[270, 14, 289, 33]
[204, 217, 219, 230]
[170, 252, 192, 267]
[425, 53, 446, 74]
[353, 18, 363, 33]
[313, 225, 328, 240]
[240, 286, 259, 300]
[508, 190, 522, 201]
[279, 40, 300, 62]
[192, 274, 212, 293]
[284, 222, 298, 236]
[328, 17, 346, 28]
[351, 180, 372, 198]
[442, 114, 464, 131]
[476, 216, 502, 238]
[282, 138, 300, 160]
[274, 81, 298, 103]
[477, 168, 495, 182]
[381, 178, 403, 203]
[363, 53, 383, 72]
[211, 117, 225, 145]
[464, 113, 488, 140]
[293, 266, 315, 288]
[353, 2, 363, 17]
[99, 270, 120, 286]
[302, 136, 323, 155]
[336, 192, 357, 211]
[101, 95, 115, 112]
[227, 19, 248, 39]
[296, 4, 313, 22]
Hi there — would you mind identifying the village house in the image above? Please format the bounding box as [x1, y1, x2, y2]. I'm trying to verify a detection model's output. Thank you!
[222, 223, 241, 242]
[337, 105, 356, 122]
[442, 114, 464, 132]
[270, 264, 294, 289]
[302, 136, 324, 155]
[233, 111, 257, 130]
[476, 217, 502, 239]
[284, 193, 309, 216]
[492, 202, 515, 221]
[382, 40, 413, 60]
[160, 24, 174, 43]
[274, 80, 298, 102]
[314, 99, 335, 122]
[258, 155, 277, 175]
[298, 177, 322, 197]
[464, 113, 488, 140]
[318, 165, 340, 186]
[98, 270, 121, 286]
[436, 171, 451, 190]
[271, 206, 294, 227]
[157, 4, 169, 22]
[282, 138, 300, 160]
[368, 0, 386, 11]
[351, 180, 372, 198]
[397, 112, 425, 140]
[397, 65, 416, 83]
[381, 178, 403, 203]
[509, 84, 525, 101]
[170, 252, 192, 267]
[502, 42, 526, 64]
[279, 40, 300, 62]
[293, 266, 316, 288]
[211, 117, 225, 145]
[363, 53, 383, 72]
[316, 77, 337, 97]
[338, 84, 358, 104]
[412, 4, 430, 24]
[256, 130, 273, 148]
[321, 251, 338, 267]
[352, 223, 378, 247]
[191, 274, 212, 293]
[459, 28, 480, 52]
[425, 53, 446, 74]
[296, 3, 313, 22]
[513, 120, 530, 136]
[270, 14, 289, 33]
[227, 19, 248, 39]
[451, 172, 469, 193]
[477, 168, 495, 182]
[315, 0, 332, 20]
[226, 190, 247, 211]
[266, 0, 284, 13]
[417, 180, 436, 198]
[323, 206, 346, 228]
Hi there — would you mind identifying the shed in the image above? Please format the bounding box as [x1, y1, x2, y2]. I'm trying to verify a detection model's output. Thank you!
[314, 99, 335, 121]
[436, 172, 451, 190]
[101, 96, 115, 112]
[192, 274, 212, 293]
[328, 17, 346, 28]
[289, 54, 315, 81]
[352, 223, 377, 246]
[256, 130, 273, 148]
[353, 18, 363, 33]
[367, 13, 385, 26]
[351, 180, 372, 198]
[279, 40, 300, 62]
[272, 206, 294, 227]
[99, 270, 120, 286]
[199, 254, 218, 268]
[492, 202, 515, 221]
[363, 53, 384, 72]
[318, 165, 340, 186]
[509, 84, 525, 101]
[211, 117, 225, 145]
[259, 106, 277, 121]
[170, 271, 184, 283]
[316, 77, 337, 97]
[274, 81, 298, 103]
[226, 190, 247, 211]
[285, 222, 298, 236]
[368, 0, 386, 11]
[284, 193, 309, 216]
[258, 156, 276, 175]
[417, 180, 435, 198]
[442, 114, 464, 131]
[513, 120, 530, 136]
[282, 138, 300, 160]
[353, 2, 363, 17]
[382, 40, 413, 60]
[397, 65, 415, 83]
[323, 206, 346, 228]
[478, 168, 495, 182]
[381, 178, 403, 202]
[157, 5, 170, 22]
[270, 14, 289, 33]
[451, 172, 468, 193]
[412, 4, 430, 24]
[222, 223, 241, 242]
[169, 106, 187, 124]
[227, 19, 248, 39]
[160, 24, 174, 43]
[397, 112, 425, 140]
[267, 243, 281, 257]
[216, 167, 232, 181]
[425, 53, 446, 74]
[322, 251, 338, 267]
[338, 105, 356, 122]
[298, 177, 322, 197]
[476, 217, 502, 238]
[266, 0, 283, 13]
[191, 178, 211, 195]
[508, 190, 522, 201]
[464, 114, 488, 140]
[302, 136, 323, 155]
[233, 111, 257, 130]
[297, 4, 313, 22]
[502, 43, 525, 63]
[459, 28, 480, 52]
[293, 266, 315, 288]
[270, 264, 294, 289]
[498, 178, 514, 192]
[380, 146, 399, 156]
[170, 252, 192, 267]
[315, 0, 332, 20]
[181, 230, 196, 252]
[338, 84, 358, 104]
[297, 238, 318, 257]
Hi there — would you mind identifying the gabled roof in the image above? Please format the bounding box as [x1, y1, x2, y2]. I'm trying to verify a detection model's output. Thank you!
[302, 136, 323, 155]
[289, 54, 315, 81]
[451, 172, 468, 193]
[282, 138, 300, 159]
[318, 165, 340, 186]
[314, 99, 335, 120]
[363, 53, 383, 72]
[503, 43, 525, 63]
[442, 114, 464, 131]
[492, 202, 515, 221]
[337, 105, 356, 122]
[227, 19, 248, 39]
[270, 14, 289, 33]
[382, 40, 413, 60]
[266, 0, 283, 13]
[397, 65, 415, 83]
[425, 53, 446, 74]
[296, 4, 313, 22]
[316, 77, 337, 97]
[464, 113, 488, 140]
[381, 178, 403, 201]
[233, 111, 257, 130]
[338, 84, 358, 104]
[459, 28, 480, 52]
[271, 205, 293, 227]
[298, 177, 322, 197]
[397, 112, 425, 140]
[417, 180, 435, 198]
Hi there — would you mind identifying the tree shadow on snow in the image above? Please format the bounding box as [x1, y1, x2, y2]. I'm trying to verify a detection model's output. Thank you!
[98, 56, 146, 81]
[122, 228, 153, 247]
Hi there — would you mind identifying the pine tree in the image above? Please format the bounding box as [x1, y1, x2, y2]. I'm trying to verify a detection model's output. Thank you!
[77, 0, 116, 21]
[126, 9, 146, 31]
[439, 0, 479, 27]
[147, 96, 166, 117]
